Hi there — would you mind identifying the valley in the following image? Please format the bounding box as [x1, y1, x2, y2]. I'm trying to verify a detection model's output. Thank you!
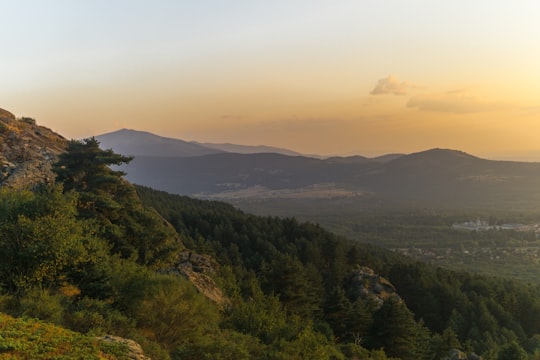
[3, 112, 540, 358]
[239, 200, 540, 284]
[96, 128, 540, 285]
[7, 2, 540, 358]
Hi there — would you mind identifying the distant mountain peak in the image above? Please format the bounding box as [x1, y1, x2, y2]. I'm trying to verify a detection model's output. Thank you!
[95, 129, 223, 157]
[412, 148, 479, 158]
[389, 148, 482, 166]
[95, 129, 304, 157]
[199, 142, 303, 156]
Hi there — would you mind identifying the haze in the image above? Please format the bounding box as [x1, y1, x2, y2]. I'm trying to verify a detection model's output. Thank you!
[2, 1, 540, 160]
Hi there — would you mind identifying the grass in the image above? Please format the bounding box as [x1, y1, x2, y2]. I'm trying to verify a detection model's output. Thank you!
[0, 312, 130, 359]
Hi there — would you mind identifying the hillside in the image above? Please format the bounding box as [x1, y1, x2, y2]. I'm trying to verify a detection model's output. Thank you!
[92, 127, 540, 209]
[3, 109, 540, 358]
[110, 143, 540, 209]
[0, 312, 144, 359]
[95, 129, 223, 157]
[96, 129, 302, 157]
[0, 109, 66, 188]
[198, 141, 303, 156]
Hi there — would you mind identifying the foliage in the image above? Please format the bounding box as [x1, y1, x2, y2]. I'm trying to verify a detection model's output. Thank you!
[53, 138, 181, 266]
[0, 186, 88, 294]
[0, 312, 130, 359]
[19, 117, 36, 125]
[137, 185, 540, 358]
[4, 138, 540, 358]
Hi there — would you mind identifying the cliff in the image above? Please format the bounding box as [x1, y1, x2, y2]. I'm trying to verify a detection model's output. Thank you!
[0, 108, 67, 188]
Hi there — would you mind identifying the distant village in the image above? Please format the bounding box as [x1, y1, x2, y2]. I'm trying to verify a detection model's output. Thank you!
[388, 218, 540, 270]
[451, 218, 540, 232]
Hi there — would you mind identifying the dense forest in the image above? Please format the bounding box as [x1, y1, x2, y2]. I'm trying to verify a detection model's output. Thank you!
[2, 138, 540, 359]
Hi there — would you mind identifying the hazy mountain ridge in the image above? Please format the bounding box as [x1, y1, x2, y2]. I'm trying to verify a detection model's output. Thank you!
[3, 116, 540, 209]
[198, 141, 303, 156]
[3, 109, 540, 358]
[96, 129, 304, 157]
[102, 131, 540, 208]
[96, 128, 224, 157]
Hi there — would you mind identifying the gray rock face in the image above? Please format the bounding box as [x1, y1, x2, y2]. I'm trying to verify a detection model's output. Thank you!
[0, 108, 15, 121]
[346, 266, 401, 309]
[442, 348, 483, 360]
[97, 335, 151, 360]
[0, 109, 67, 189]
[160, 251, 229, 307]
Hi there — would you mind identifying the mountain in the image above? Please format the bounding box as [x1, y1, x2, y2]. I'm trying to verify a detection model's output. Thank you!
[96, 128, 303, 157]
[95, 128, 223, 157]
[198, 142, 303, 156]
[113, 146, 540, 209]
[5, 112, 540, 209]
[371, 153, 405, 163]
[4, 108, 540, 358]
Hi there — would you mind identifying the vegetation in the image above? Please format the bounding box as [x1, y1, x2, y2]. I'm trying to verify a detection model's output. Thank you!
[240, 199, 540, 284]
[3, 138, 540, 358]
[0, 312, 131, 359]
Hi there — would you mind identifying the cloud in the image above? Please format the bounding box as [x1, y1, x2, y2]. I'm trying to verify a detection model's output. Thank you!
[370, 76, 410, 96]
[406, 90, 501, 114]
[220, 114, 244, 121]
[521, 106, 540, 116]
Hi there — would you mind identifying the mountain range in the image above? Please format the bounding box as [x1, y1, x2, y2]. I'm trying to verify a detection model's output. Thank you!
[96, 129, 303, 157]
[96, 129, 540, 209]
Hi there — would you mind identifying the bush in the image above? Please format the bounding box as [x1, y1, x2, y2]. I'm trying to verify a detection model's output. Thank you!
[135, 275, 220, 350]
[65, 297, 134, 335]
[19, 117, 36, 125]
[17, 288, 66, 325]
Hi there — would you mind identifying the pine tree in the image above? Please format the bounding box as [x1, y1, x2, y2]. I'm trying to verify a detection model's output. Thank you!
[53, 137, 134, 219]
[368, 297, 431, 360]
[54, 138, 180, 265]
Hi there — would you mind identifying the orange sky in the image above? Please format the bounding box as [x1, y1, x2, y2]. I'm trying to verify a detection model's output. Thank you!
[2, 1, 540, 160]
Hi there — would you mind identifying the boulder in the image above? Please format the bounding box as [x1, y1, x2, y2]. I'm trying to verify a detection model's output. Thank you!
[97, 335, 151, 360]
[0, 108, 67, 188]
[159, 250, 229, 307]
[442, 349, 483, 360]
[345, 266, 401, 309]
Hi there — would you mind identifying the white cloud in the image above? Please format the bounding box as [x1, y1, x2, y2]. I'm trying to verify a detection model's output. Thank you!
[220, 114, 244, 121]
[406, 90, 501, 114]
[370, 76, 410, 96]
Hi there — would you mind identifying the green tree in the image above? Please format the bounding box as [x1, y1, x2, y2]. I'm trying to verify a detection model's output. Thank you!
[498, 341, 527, 360]
[136, 275, 220, 351]
[431, 327, 461, 359]
[368, 297, 432, 360]
[223, 284, 292, 344]
[323, 287, 351, 342]
[53, 137, 134, 220]
[260, 254, 322, 318]
[0, 186, 88, 295]
[54, 138, 180, 265]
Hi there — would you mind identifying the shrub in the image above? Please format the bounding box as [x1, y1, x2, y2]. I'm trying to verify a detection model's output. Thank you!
[19, 117, 36, 125]
[18, 288, 66, 325]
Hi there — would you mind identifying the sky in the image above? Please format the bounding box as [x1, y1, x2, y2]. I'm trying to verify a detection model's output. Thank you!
[2, 1, 540, 160]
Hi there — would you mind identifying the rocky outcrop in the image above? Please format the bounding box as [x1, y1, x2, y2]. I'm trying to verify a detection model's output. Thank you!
[97, 335, 151, 360]
[345, 266, 401, 309]
[160, 251, 229, 307]
[0, 108, 15, 121]
[0, 108, 67, 188]
[443, 348, 482, 360]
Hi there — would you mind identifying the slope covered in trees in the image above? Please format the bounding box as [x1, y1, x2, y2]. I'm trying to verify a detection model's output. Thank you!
[137, 186, 540, 359]
[1, 138, 540, 359]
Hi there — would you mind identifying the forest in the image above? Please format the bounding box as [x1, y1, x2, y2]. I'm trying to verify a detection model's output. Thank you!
[1, 138, 540, 359]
